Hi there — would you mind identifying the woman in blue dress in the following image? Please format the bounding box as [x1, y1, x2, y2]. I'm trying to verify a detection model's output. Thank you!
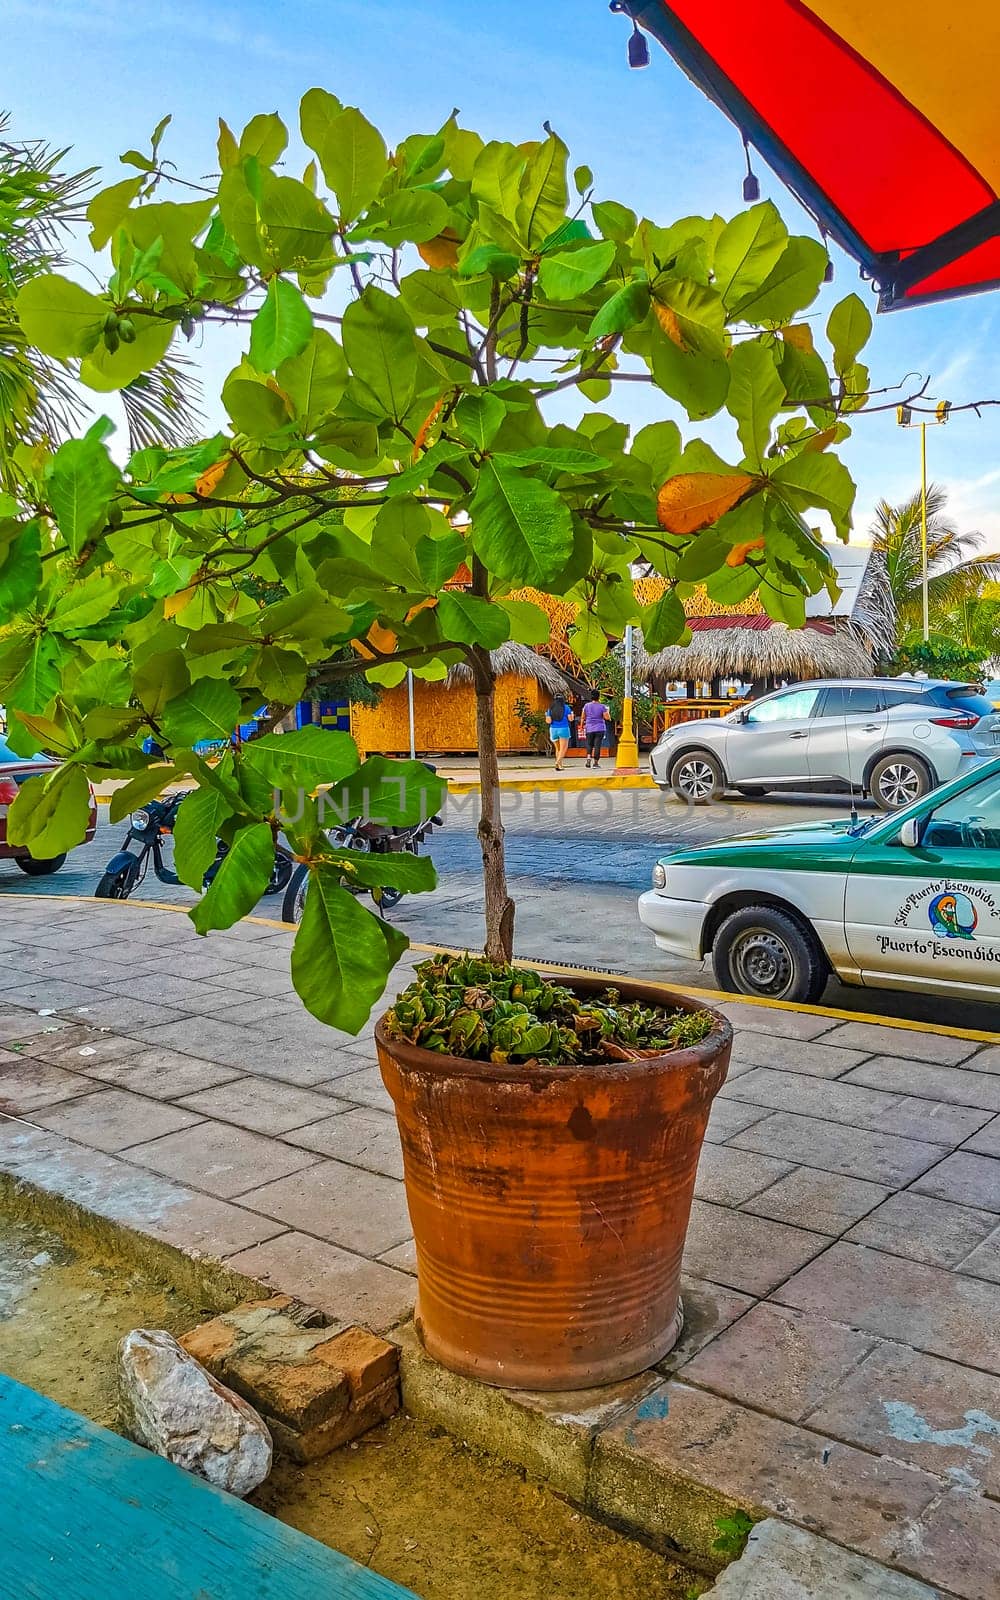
[545, 696, 575, 771]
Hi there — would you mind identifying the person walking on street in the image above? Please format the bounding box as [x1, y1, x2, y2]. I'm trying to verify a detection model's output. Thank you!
[545, 695, 574, 771]
[581, 690, 610, 769]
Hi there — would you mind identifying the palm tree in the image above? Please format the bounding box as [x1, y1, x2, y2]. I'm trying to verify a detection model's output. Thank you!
[0, 119, 200, 486]
[867, 486, 1000, 665]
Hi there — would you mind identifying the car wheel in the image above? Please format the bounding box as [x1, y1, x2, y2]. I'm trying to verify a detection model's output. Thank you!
[669, 749, 725, 805]
[713, 905, 828, 1004]
[869, 753, 932, 812]
[15, 854, 67, 876]
[735, 786, 769, 799]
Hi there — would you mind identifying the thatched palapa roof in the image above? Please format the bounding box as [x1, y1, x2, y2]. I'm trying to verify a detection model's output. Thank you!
[446, 641, 570, 694]
[635, 617, 873, 686]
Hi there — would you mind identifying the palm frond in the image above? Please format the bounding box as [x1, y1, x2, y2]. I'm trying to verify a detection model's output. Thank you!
[120, 354, 203, 452]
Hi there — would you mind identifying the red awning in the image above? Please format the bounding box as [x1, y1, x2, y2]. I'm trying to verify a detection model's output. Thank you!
[687, 616, 835, 635]
[627, 1, 1000, 309]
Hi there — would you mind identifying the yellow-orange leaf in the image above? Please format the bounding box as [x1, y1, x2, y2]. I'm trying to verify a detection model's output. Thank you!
[164, 586, 196, 618]
[363, 621, 398, 656]
[418, 228, 460, 270]
[803, 426, 839, 453]
[162, 492, 195, 505]
[725, 537, 766, 568]
[652, 300, 688, 350]
[780, 323, 815, 353]
[405, 597, 437, 624]
[656, 472, 756, 536]
[412, 397, 444, 460]
[195, 456, 231, 498]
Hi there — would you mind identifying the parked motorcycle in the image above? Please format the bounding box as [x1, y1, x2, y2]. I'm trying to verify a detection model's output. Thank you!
[280, 812, 442, 925]
[95, 793, 294, 900]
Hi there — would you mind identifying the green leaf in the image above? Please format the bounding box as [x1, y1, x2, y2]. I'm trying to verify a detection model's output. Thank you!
[495, 598, 550, 644]
[299, 88, 343, 158]
[88, 177, 143, 250]
[676, 534, 731, 582]
[760, 574, 807, 627]
[453, 391, 507, 450]
[173, 784, 233, 889]
[15, 274, 105, 358]
[568, 610, 607, 666]
[591, 200, 636, 242]
[631, 420, 682, 483]
[162, 678, 242, 746]
[361, 188, 449, 247]
[649, 323, 729, 421]
[588, 279, 650, 338]
[223, 376, 290, 437]
[1, 633, 65, 713]
[517, 131, 569, 249]
[471, 457, 574, 586]
[239, 112, 288, 166]
[6, 766, 91, 857]
[537, 240, 616, 302]
[305, 103, 388, 222]
[726, 340, 786, 468]
[244, 726, 359, 788]
[109, 766, 183, 826]
[190, 822, 276, 935]
[713, 201, 788, 311]
[0, 524, 42, 620]
[323, 755, 447, 828]
[341, 286, 418, 421]
[704, 560, 761, 605]
[324, 845, 436, 893]
[770, 450, 856, 539]
[278, 329, 349, 425]
[436, 589, 510, 649]
[249, 277, 313, 372]
[729, 237, 827, 324]
[256, 173, 336, 268]
[495, 446, 608, 472]
[574, 165, 593, 196]
[826, 293, 873, 377]
[640, 588, 687, 651]
[458, 245, 520, 280]
[291, 866, 408, 1032]
[416, 528, 465, 590]
[251, 645, 307, 703]
[80, 318, 174, 391]
[49, 573, 122, 633]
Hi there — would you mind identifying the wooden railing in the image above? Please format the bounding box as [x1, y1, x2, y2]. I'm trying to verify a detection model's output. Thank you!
[652, 700, 747, 740]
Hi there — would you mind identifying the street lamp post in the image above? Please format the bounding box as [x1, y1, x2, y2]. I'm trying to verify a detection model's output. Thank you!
[897, 400, 950, 643]
[615, 623, 640, 773]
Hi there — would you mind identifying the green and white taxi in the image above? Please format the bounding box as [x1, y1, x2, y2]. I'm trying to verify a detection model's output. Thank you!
[638, 758, 1000, 1007]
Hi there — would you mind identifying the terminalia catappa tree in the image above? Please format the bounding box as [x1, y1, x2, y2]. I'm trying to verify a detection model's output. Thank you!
[1, 92, 870, 1029]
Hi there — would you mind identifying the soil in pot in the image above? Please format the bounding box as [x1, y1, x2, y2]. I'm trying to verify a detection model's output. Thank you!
[378, 956, 732, 1392]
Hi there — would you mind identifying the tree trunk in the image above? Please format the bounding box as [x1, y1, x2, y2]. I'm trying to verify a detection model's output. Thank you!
[472, 645, 514, 963]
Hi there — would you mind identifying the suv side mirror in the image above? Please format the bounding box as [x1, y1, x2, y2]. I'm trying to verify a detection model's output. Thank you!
[899, 817, 921, 849]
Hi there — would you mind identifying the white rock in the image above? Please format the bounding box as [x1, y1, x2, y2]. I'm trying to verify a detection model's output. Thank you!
[118, 1328, 272, 1498]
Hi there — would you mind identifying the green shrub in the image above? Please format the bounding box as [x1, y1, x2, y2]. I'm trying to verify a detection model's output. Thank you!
[385, 954, 715, 1066]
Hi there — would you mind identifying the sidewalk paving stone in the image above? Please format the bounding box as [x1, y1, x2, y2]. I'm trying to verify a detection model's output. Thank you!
[679, 1303, 879, 1422]
[33, 1087, 203, 1153]
[241, 1158, 412, 1257]
[905, 1490, 1000, 1600]
[817, 1022, 979, 1064]
[0, 1057, 101, 1113]
[707, 1519, 943, 1600]
[740, 1168, 891, 1234]
[124, 1120, 320, 1198]
[912, 1151, 1000, 1213]
[775, 1243, 1000, 1374]
[319, 1064, 393, 1112]
[692, 1144, 793, 1206]
[806, 1341, 1000, 1495]
[704, 1098, 771, 1143]
[175, 1078, 352, 1136]
[713, 1002, 836, 1040]
[966, 1114, 1000, 1157]
[846, 1190, 999, 1268]
[724, 1068, 991, 1145]
[71, 1048, 243, 1099]
[283, 1108, 405, 1180]
[727, 1032, 872, 1077]
[681, 1201, 829, 1296]
[731, 1111, 950, 1186]
[954, 1227, 1000, 1284]
[224, 1231, 414, 1334]
[844, 1056, 1000, 1113]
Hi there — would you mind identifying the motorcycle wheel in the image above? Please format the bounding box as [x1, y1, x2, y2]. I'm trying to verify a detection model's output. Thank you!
[264, 850, 294, 896]
[374, 885, 404, 911]
[281, 862, 310, 925]
[95, 864, 139, 900]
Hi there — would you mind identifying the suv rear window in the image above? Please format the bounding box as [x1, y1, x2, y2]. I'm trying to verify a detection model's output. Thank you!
[879, 686, 932, 709]
[925, 685, 994, 717]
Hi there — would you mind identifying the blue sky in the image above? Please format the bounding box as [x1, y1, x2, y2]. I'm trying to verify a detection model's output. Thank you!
[7, 0, 1000, 549]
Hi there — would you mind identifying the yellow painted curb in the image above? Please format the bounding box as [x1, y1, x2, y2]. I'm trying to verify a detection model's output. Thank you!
[447, 773, 655, 795]
[11, 895, 998, 1044]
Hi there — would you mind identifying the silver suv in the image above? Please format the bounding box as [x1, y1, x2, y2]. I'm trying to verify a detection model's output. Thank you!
[651, 679, 1000, 811]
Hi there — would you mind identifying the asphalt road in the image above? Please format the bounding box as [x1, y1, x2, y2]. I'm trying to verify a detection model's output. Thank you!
[2, 789, 997, 1033]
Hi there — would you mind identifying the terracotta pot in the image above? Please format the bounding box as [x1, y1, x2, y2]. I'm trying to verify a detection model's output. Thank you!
[376, 976, 732, 1391]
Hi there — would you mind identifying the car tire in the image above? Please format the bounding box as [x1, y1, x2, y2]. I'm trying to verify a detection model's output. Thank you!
[669, 749, 726, 805]
[735, 786, 769, 799]
[713, 905, 828, 1004]
[15, 854, 67, 876]
[869, 753, 933, 812]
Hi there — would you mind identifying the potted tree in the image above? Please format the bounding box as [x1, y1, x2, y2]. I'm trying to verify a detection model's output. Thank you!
[4, 95, 861, 1383]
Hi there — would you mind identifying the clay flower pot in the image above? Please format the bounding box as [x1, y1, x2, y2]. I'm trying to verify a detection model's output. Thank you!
[376, 976, 732, 1392]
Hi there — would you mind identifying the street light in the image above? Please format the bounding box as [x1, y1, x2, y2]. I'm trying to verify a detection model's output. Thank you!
[896, 400, 951, 641]
[615, 622, 640, 773]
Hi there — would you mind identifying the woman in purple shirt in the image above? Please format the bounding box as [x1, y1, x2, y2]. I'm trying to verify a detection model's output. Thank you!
[580, 690, 610, 769]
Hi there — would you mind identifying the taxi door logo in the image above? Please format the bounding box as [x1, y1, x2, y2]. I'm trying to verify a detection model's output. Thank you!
[928, 891, 978, 941]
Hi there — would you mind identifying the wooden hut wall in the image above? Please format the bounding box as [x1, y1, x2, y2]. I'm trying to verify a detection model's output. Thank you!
[351, 674, 547, 755]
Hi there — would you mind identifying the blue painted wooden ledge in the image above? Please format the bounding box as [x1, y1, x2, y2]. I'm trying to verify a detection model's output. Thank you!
[1, 1374, 417, 1598]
